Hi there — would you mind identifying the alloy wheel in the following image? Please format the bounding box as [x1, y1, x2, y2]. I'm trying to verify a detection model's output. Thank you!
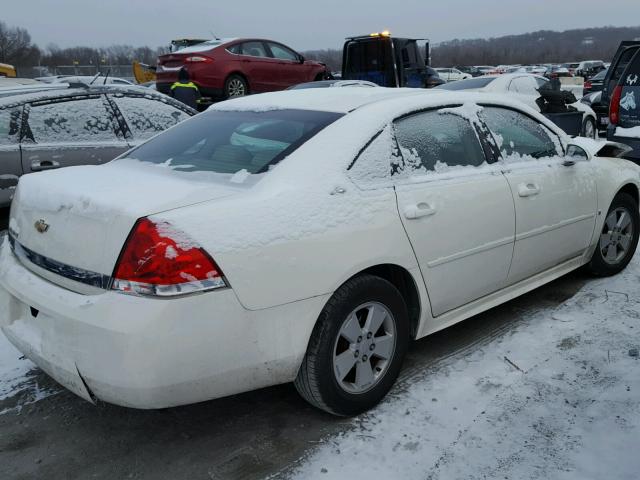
[332, 302, 396, 394]
[600, 207, 634, 265]
[227, 78, 246, 97]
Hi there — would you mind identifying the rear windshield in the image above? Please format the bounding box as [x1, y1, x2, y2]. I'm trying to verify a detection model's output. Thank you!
[612, 47, 639, 83]
[436, 77, 495, 90]
[343, 39, 395, 87]
[123, 109, 342, 174]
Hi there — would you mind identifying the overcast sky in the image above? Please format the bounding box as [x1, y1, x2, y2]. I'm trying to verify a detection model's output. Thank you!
[4, 0, 640, 51]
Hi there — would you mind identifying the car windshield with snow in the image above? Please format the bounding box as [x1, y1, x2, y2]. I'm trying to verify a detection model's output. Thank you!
[124, 109, 342, 175]
[1, 87, 639, 417]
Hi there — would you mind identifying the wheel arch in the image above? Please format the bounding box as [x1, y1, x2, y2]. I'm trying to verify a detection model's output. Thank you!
[346, 263, 423, 339]
[617, 182, 639, 205]
[225, 71, 250, 93]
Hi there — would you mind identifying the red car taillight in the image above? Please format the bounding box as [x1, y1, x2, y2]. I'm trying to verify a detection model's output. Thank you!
[185, 56, 213, 63]
[610, 85, 623, 126]
[584, 81, 592, 91]
[112, 218, 226, 297]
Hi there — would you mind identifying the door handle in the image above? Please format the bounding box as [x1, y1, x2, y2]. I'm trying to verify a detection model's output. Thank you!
[404, 202, 437, 219]
[31, 160, 60, 171]
[518, 183, 541, 197]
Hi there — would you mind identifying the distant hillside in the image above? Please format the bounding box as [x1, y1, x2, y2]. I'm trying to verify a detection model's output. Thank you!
[431, 26, 640, 67]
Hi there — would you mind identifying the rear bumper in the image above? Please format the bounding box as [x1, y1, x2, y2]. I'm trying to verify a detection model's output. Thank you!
[0, 238, 328, 408]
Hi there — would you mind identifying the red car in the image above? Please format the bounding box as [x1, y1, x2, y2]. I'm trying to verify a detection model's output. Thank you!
[156, 38, 329, 99]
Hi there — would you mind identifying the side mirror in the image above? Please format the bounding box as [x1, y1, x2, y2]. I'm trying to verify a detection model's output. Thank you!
[566, 144, 589, 161]
[298, 54, 305, 64]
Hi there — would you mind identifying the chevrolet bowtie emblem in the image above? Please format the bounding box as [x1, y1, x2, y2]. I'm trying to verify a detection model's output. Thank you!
[34, 219, 49, 233]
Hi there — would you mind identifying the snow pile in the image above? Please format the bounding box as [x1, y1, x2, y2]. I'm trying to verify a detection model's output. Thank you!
[286, 256, 640, 480]
[0, 333, 57, 414]
[615, 125, 640, 139]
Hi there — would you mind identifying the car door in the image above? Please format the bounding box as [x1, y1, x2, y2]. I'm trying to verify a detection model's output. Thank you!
[238, 41, 281, 92]
[266, 42, 309, 87]
[21, 95, 128, 174]
[0, 107, 23, 206]
[108, 94, 192, 148]
[392, 108, 516, 317]
[480, 106, 597, 284]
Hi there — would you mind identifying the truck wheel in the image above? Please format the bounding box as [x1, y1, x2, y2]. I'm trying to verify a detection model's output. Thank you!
[294, 275, 409, 416]
[587, 192, 639, 276]
[224, 75, 248, 98]
[582, 117, 596, 138]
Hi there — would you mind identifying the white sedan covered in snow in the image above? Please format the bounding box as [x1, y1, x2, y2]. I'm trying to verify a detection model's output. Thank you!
[1, 88, 639, 416]
[438, 73, 599, 138]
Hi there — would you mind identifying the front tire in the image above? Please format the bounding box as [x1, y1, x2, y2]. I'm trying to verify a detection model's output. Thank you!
[587, 192, 639, 276]
[294, 275, 410, 416]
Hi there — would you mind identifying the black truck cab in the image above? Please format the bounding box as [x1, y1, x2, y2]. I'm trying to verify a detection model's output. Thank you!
[341, 32, 442, 88]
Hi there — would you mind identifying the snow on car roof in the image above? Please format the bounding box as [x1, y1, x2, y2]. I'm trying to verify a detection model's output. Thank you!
[210, 87, 436, 114]
[175, 38, 238, 53]
[0, 84, 168, 109]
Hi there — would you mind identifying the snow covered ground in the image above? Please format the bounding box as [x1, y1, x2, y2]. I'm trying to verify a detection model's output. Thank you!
[0, 329, 57, 414]
[283, 256, 640, 480]
[0, 246, 638, 479]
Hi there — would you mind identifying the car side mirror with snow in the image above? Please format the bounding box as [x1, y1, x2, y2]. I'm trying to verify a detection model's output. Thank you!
[566, 144, 589, 161]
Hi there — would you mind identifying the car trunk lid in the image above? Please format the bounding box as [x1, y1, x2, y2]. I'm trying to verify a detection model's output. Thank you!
[9, 160, 242, 292]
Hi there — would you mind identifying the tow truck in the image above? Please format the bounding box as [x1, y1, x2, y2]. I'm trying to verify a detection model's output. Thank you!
[341, 31, 443, 88]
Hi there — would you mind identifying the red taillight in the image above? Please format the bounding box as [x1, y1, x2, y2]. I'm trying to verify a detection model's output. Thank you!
[610, 85, 623, 125]
[584, 81, 592, 91]
[112, 218, 225, 297]
[185, 56, 213, 63]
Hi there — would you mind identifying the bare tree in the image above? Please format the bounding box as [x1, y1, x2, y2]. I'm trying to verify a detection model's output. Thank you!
[0, 21, 40, 66]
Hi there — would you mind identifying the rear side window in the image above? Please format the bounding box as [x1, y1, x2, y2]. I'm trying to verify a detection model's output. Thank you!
[124, 109, 342, 175]
[481, 107, 560, 159]
[0, 109, 21, 145]
[113, 96, 190, 141]
[241, 42, 269, 58]
[394, 110, 486, 174]
[26, 97, 118, 143]
[618, 52, 640, 127]
[609, 47, 639, 93]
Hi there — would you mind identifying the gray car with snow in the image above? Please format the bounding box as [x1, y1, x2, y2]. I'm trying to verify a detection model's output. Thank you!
[0, 85, 196, 206]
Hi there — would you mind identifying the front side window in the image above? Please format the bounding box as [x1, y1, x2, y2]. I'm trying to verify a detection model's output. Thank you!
[113, 96, 190, 141]
[268, 43, 298, 61]
[481, 107, 560, 159]
[241, 42, 269, 58]
[26, 97, 118, 143]
[393, 110, 486, 175]
[124, 109, 342, 176]
[0, 108, 21, 146]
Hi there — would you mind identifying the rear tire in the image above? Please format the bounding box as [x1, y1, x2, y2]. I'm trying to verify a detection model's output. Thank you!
[587, 192, 639, 276]
[582, 116, 596, 138]
[224, 74, 248, 98]
[294, 275, 409, 416]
